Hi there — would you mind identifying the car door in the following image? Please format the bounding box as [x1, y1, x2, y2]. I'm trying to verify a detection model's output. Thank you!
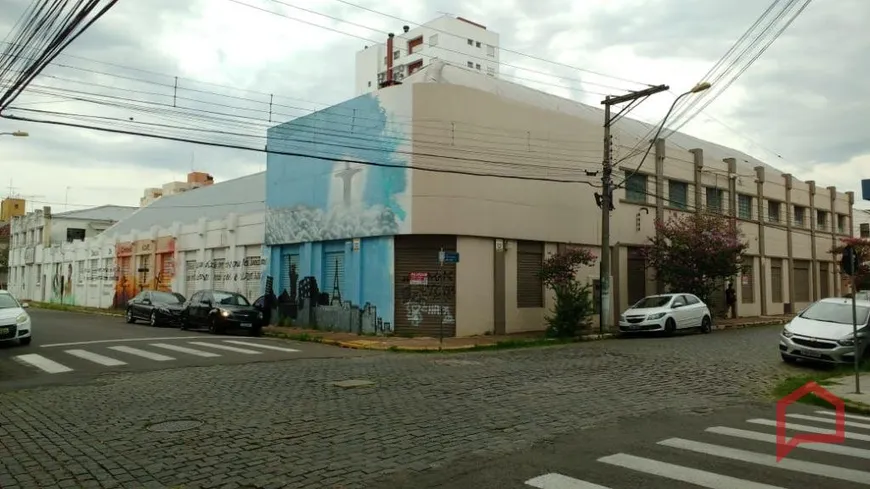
[184, 291, 201, 326]
[670, 295, 689, 328]
[128, 291, 145, 319]
[197, 292, 215, 326]
[139, 291, 153, 319]
[682, 294, 704, 327]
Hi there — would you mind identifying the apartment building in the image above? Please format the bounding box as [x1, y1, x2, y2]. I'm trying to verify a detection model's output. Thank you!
[140, 171, 214, 207]
[354, 15, 499, 96]
[855, 207, 870, 238]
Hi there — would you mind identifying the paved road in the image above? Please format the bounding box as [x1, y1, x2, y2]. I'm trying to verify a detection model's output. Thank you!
[0, 309, 373, 390]
[369, 403, 870, 489]
[0, 316, 829, 489]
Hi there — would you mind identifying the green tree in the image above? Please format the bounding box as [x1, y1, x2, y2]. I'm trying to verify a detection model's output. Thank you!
[539, 247, 597, 338]
[643, 213, 749, 303]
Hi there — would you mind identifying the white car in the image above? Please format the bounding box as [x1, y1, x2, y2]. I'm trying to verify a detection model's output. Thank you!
[780, 297, 870, 364]
[0, 290, 32, 346]
[619, 293, 712, 335]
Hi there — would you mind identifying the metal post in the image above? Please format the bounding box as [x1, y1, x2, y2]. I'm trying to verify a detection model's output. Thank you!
[438, 247, 445, 351]
[599, 100, 613, 335]
[852, 252, 861, 394]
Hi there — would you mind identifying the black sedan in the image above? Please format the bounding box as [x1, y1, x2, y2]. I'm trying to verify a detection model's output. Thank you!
[125, 290, 187, 327]
[180, 289, 264, 336]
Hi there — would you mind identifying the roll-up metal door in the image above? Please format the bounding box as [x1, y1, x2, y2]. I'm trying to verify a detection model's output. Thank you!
[394, 235, 457, 337]
[185, 257, 197, 298]
[280, 253, 299, 296]
[793, 260, 811, 302]
[322, 251, 345, 304]
[244, 246, 262, 300]
[212, 248, 228, 291]
[516, 241, 544, 308]
[819, 262, 830, 298]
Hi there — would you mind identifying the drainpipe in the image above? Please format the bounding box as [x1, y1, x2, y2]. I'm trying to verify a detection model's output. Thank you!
[385, 33, 395, 86]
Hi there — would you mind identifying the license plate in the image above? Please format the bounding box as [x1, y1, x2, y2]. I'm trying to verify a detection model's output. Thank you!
[0, 327, 7, 335]
[800, 349, 822, 358]
[628, 325, 639, 330]
[240, 323, 252, 328]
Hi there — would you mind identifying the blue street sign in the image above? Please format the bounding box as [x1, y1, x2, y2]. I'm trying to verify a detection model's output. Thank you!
[862, 179, 870, 201]
[438, 251, 460, 264]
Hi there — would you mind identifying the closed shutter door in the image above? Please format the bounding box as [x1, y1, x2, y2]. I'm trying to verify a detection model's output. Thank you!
[159, 253, 174, 291]
[770, 259, 783, 303]
[819, 262, 830, 298]
[280, 254, 300, 296]
[185, 258, 197, 298]
[244, 247, 262, 300]
[516, 241, 544, 308]
[119, 256, 131, 283]
[322, 251, 345, 303]
[626, 247, 647, 305]
[394, 235, 457, 337]
[793, 260, 811, 302]
[212, 249, 227, 291]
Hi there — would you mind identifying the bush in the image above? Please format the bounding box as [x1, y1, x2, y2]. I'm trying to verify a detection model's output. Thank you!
[545, 282, 594, 338]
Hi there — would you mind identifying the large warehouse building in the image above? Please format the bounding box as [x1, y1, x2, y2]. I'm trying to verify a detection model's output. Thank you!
[264, 60, 854, 337]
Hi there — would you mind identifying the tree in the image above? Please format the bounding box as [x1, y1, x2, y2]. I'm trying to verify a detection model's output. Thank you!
[642, 213, 749, 303]
[539, 247, 597, 338]
[831, 237, 870, 292]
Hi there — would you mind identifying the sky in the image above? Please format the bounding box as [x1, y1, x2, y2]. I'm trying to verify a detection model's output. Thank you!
[0, 0, 868, 213]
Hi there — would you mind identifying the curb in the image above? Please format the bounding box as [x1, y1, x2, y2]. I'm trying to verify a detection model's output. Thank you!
[29, 303, 125, 318]
[713, 317, 791, 331]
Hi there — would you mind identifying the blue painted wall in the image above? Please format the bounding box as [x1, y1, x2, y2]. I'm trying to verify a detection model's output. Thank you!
[264, 91, 412, 245]
[265, 236, 394, 327]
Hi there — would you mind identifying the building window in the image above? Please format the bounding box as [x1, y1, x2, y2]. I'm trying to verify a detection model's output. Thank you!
[467, 38, 473, 45]
[837, 214, 848, 234]
[741, 261, 754, 304]
[475, 63, 481, 70]
[367, 81, 371, 87]
[393, 50, 400, 60]
[793, 206, 806, 228]
[625, 173, 647, 203]
[816, 210, 828, 230]
[737, 194, 753, 220]
[429, 34, 438, 46]
[467, 61, 473, 68]
[487, 44, 495, 56]
[668, 180, 688, 210]
[767, 200, 781, 224]
[66, 228, 85, 242]
[770, 258, 783, 303]
[517, 241, 544, 308]
[861, 223, 870, 238]
[475, 41, 481, 47]
[705, 187, 723, 213]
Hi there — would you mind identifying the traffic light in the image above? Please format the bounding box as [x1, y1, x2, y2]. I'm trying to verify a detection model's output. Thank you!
[841, 245, 863, 276]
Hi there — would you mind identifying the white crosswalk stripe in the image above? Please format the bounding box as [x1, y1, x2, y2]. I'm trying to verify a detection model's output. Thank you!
[187, 341, 262, 354]
[11, 339, 302, 374]
[524, 410, 870, 488]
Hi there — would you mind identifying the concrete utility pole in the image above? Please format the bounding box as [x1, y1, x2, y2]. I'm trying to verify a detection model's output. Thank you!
[599, 84, 669, 333]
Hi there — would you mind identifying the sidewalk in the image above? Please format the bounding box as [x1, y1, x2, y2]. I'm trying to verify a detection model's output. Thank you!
[824, 373, 870, 411]
[264, 314, 795, 352]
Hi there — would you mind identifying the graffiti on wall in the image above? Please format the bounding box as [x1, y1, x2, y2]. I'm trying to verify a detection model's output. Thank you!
[112, 238, 176, 308]
[50, 262, 75, 305]
[398, 269, 456, 327]
[264, 92, 412, 244]
[190, 257, 268, 282]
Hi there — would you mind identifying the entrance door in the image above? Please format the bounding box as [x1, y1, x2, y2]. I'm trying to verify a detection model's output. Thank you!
[626, 247, 647, 306]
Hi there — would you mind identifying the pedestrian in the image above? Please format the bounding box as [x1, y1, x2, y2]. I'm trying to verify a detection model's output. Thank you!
[725, 282, 737, 319]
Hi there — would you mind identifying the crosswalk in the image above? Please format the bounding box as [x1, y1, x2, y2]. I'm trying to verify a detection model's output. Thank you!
[524, 409, 870, 488]
[12, 339, 300, 374]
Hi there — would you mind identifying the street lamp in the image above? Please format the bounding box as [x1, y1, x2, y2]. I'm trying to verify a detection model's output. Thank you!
[0, 131, 29, 137]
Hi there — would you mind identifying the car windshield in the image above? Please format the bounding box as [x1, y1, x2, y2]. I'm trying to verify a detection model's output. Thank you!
[800, 301, 870, 325]
[632, 296, 673, 309]
[151, 291, 183, 304]
[214, 291, 250, 306]
[0, 293, 20, 309]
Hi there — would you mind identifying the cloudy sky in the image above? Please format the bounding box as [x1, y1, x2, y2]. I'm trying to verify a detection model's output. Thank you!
[0, 0, 868, 213]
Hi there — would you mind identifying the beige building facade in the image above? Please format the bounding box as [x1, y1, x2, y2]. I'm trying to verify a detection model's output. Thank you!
[264, 61, 853, 337]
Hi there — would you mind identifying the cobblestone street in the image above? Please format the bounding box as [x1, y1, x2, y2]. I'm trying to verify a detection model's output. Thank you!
[0, 325, 796, 489]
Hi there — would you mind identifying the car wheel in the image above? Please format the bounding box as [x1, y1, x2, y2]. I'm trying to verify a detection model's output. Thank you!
[781, 353, 798, 364]
[125, 309, 135, 324]
[19, 337, 32, 346]
[700, 315, 712, 334]
[150, 311, 158, 327]
[208, 317, 224, 335]
[664, 318, 676, 335]
[250, 326, 262, 337]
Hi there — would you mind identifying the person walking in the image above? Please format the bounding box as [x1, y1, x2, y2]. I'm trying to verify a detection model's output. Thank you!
[725, 282, 737, 319]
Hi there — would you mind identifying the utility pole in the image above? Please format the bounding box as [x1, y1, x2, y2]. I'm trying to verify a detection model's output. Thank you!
[599, 84, 669, 334]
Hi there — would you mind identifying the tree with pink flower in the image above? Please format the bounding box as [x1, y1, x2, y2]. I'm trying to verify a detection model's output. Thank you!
[642, 213, 749, 303]
[539, 246, 597, 337]
[831, 237, 870, 292]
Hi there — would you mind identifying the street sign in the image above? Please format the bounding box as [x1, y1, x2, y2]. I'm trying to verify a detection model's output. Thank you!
[438, 251, 459, 265]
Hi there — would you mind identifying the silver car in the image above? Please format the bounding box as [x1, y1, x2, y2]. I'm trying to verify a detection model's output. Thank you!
[618, 293, 713, 335]
[780, 297, 870, 364]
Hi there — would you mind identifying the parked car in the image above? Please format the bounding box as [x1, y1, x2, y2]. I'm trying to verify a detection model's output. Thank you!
[780, 297, 870, 364]
[125, 290, 187, 327]
[0, 290, 31, 346]
[179, 290, 264, 336]
[618, 293, 712, 335]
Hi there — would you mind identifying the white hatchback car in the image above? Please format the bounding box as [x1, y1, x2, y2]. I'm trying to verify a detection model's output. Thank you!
[0, 290, 32, 346]
[619, 293, 713, 335]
